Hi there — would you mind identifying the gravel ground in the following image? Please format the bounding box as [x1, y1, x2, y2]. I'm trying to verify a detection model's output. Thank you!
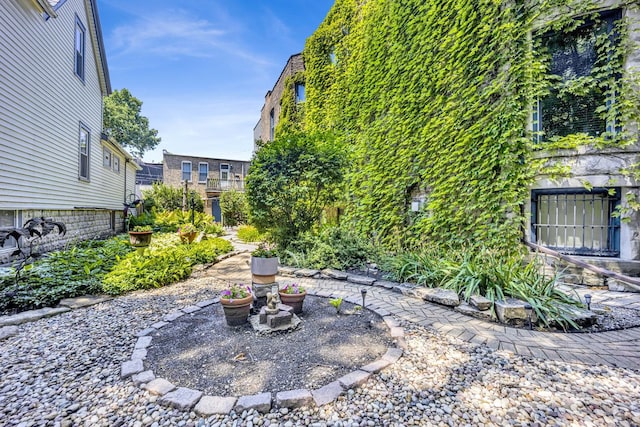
[147, 296, 392, 396]
[1, 266, 640, 426]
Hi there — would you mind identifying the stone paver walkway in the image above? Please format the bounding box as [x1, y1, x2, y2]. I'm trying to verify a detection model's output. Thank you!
[214, 253, 640, 370]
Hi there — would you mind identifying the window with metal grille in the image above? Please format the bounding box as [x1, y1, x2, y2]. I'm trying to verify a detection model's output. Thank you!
[534, 10, 621, 142]
[531, 188, 620, 257]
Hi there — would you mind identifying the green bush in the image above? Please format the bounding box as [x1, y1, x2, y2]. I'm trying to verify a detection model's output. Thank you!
[0, 237, 133, 313]
[153, 210, 223, 235]
[143, 183, 204, 213]
[280, 226, 374, 271]
[220, 190, 248, 226]
[237, 225, 262, 243]
[101, 234, 232, 295]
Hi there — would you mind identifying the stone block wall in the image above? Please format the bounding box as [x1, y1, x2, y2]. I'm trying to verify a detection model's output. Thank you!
[0, 209, 120, 265]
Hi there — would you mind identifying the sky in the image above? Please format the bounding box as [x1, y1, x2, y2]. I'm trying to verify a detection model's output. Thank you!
[98, 0, 335, 163]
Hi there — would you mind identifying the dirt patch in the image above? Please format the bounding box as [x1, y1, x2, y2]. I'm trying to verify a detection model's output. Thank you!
[146, 296, 393, 396]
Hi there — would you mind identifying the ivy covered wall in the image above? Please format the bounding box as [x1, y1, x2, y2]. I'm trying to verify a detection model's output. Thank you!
[288, 0, 640, 252]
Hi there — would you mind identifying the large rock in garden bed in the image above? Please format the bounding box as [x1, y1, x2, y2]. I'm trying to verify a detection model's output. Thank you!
[494, 298, 537, 325]
[455, 303, 497, 322]
[416, 288, 460, 307]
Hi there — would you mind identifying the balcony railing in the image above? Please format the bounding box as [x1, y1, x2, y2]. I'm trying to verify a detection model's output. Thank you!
[206, 178, 245, 192]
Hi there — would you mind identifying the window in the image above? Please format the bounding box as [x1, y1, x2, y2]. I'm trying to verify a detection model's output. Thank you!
[535, 10, 621, 142]
[198, 162, 209, 183]
[0, 211, 18, 250]
[220, 163, 230, 181]
[295, 83, 305, 103]
[78, 123, 90, 180]
[103, 147, 112, 168]
[269, 108, 275, 141]
[181, 161, 192, 182]
[531, 188, 620, 257]
[113, 156, 120, 173]
[74, 16, 85, 81]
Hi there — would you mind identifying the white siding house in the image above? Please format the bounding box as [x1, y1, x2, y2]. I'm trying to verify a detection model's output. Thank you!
[0, 0, 139, 262]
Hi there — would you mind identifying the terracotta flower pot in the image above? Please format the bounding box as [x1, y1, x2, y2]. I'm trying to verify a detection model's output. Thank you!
[128, 231, 153, 247]
[279, 291, 306, 314]
[220, 294, 253, 326]
[251, 256, 279, 284]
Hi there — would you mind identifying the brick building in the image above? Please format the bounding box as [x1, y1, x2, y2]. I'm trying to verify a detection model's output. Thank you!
[254, 53, 305, 147]
[162, 151, 250, 221]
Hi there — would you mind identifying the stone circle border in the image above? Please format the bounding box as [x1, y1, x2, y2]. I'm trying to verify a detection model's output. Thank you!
[121, 293, 405, 417]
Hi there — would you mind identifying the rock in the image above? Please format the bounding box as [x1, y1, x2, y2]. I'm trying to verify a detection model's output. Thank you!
[381, 347, 403, 364]
[321, 269, 348, 280]
[469, 295, 493, 311]
[278, 266, 298, 277]
[494, 298, 537, 325]
[347, 275, 376, 286]
[181, 305, 201, 314]
[195, 298, 218, 308]
[0, 325, 18, 340]
[57, 295, 112, 309]
[311, 382, 343, 406]
[121, 359, 144, 378]
[0, 306, 71, 327]
[360, 359, 392, 373]
[194, 396, 237, 416]
[235, 393, 272, 414]
[143, 378, 176, 396]
[455, 303, 497, 322]
[131, 370, 155, 386]
[162, 311, 185, 322]
[275, 389, 313, 409]
[135, 336, 153, 349]
[419, 288, 460, 307]
[337, 370, 371, 389]
[295, 269, 320, 278]
[158, 388, 203, 411]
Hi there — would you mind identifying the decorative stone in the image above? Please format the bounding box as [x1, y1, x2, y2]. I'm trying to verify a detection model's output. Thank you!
[0, 307, 71, 327]
[382, 347, 403, 363]
[337, 370, 371, 389]
[158, 387, 203, 411]
[420, 288, 460, 307]
[389, 327, 404, 337]
[194, 396, 237, 416]
[131, 349, 147, 360]
[278, 266, 297, 277]
[252, 283, 274, 298]
[163, 311, 185, 322]
[275, 389, 313, 409]
[470, 295, 493, 311]
[151, 321, 169, 329]
[182, 305, 201, 314]
[312, 382, 344, 406]
[268, 311, 293, 328]
[235, 393, 272, 413]
[131, 370, 155, 386]
[134, 336, 153, 349]
[360, 359, 392, 373]
[495, 298, 537, 325]
[455, 303, 497, 321]
[120, 359, 144, 378]
[383, 316, 400, 328]
[321, 269, 348, 280]
[135, 328, 155, 337]
[347, 275, 376, 286]
[0, 326, 18, 341]
[295, 268, 320, 277]
[57, 295, 112, 309]
[195, 298, 218, 308]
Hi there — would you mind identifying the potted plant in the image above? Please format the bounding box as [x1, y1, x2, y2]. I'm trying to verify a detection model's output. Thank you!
[279, 283, 306, 314]
[177, 223, 198, 244]
[251, 244, 279, 284]
[220, 283, 253, 326]
[128, 225, 153, 248]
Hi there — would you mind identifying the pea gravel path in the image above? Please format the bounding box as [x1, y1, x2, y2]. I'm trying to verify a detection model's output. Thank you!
[1, 253, 639, 426]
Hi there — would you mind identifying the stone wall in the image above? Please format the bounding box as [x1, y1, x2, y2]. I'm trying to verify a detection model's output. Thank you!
[0, 209, 120, 265]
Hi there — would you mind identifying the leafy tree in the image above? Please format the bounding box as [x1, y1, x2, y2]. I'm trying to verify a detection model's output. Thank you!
[142, 183, 203, 213]
[220, 189, 248, 226]
[103, 88, 161, 157]
[246, 131, 346, 249]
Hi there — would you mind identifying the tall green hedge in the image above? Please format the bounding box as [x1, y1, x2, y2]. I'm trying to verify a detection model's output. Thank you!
[279, 0, 639, 252]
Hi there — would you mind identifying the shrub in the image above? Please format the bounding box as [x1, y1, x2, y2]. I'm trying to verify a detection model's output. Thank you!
[237, 225, 262, 243]
[143, 183, 204, 213]
[220, 190, 249, 226]
[101, 234, 232, 295]
[280, 225, 373, 271]
[246, 131, 346, 249]
[0, 236, 132, 313]
[153, 210, 223, 235]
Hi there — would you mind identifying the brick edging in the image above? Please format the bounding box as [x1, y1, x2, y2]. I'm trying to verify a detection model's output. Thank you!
[122, 294, 405, 416]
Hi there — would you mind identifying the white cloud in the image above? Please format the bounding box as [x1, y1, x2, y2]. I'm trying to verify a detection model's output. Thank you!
[140, 96, 258, 163]
[109, 9, 269, 65]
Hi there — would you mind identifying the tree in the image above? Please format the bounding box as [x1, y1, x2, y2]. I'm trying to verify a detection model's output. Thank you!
[103, 88, 161, 157]
[246, 131, 346, 249]
[220, 190, 248, 226]
[142, 183, 203, 213]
